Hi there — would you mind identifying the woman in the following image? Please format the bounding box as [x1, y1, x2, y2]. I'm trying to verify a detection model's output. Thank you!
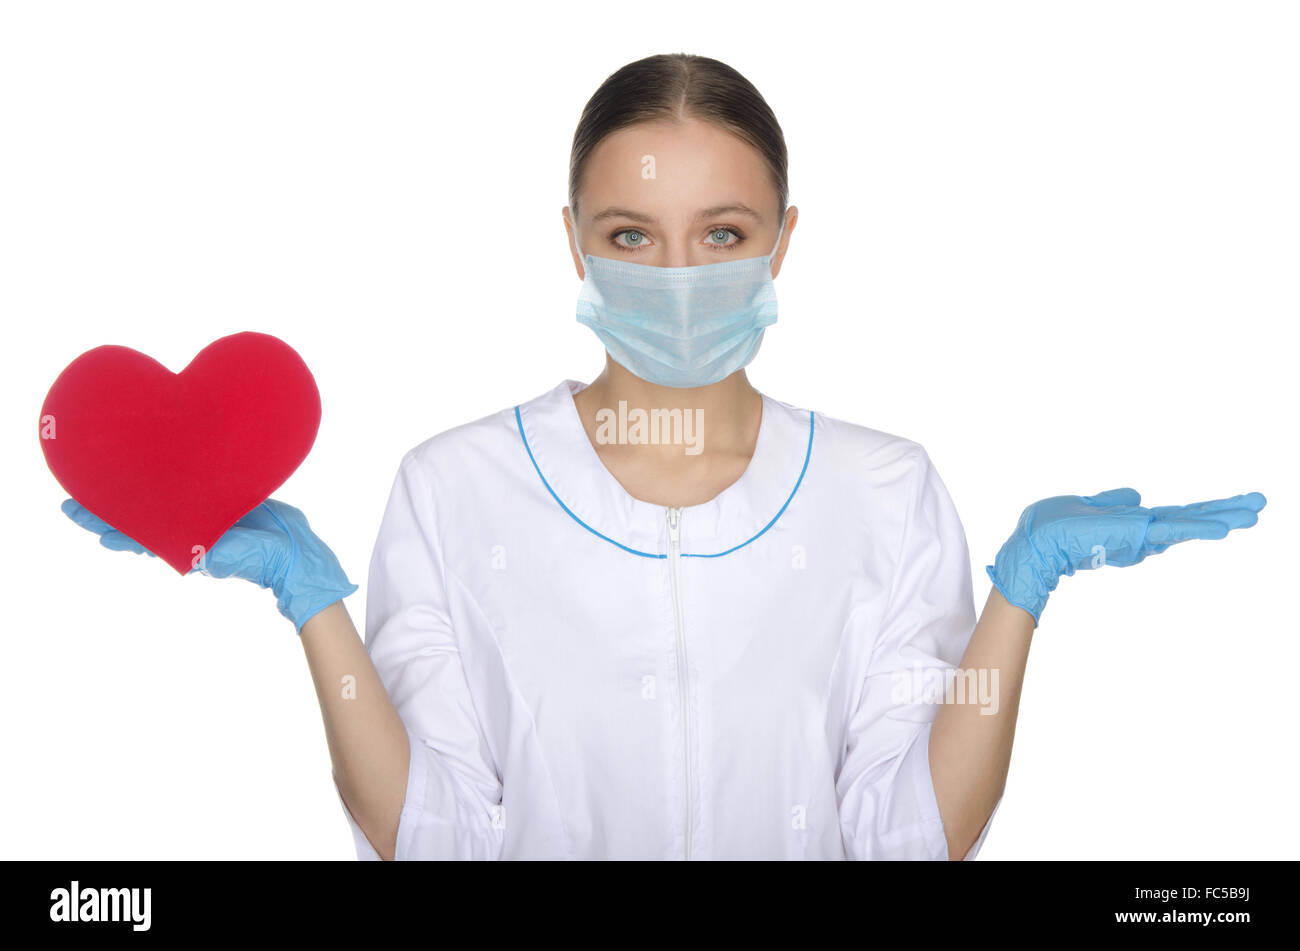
[64, 53, 1265, 860]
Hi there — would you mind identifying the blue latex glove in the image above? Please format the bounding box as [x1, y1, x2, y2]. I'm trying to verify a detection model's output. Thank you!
[987, 488, 1266, 625]
[61, 498, 358, 633]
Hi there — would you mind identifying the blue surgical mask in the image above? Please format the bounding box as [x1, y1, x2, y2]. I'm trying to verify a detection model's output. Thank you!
[574, 222, 784, 388]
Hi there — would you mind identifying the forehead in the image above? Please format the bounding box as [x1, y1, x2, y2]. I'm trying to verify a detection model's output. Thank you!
[579, 118, 775, 222]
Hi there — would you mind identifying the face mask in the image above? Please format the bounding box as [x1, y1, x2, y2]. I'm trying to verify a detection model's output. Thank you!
[573, 220, 784, 388]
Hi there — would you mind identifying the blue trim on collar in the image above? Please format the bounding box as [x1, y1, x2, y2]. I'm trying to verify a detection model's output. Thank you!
[513, 404, 814, 559]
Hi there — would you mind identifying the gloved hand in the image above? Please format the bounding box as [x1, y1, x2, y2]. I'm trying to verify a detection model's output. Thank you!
[987, 488, 1266, 625]
[61, 497, 358, 633]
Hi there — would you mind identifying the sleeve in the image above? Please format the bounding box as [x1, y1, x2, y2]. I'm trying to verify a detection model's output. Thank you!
[336, 450, 505, 860]
[836, 447, 1001, 860]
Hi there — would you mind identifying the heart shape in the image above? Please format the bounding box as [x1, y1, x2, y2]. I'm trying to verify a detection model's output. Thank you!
[39, 332, 321, 574]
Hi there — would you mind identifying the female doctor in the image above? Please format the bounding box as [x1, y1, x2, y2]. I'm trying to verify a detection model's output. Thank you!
[64, 53, 1265, 861]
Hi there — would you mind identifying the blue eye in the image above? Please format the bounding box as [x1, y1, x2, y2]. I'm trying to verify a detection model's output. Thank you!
[610, 229, 649, 252]
[607, 226, 746, 254]
[705, 227, 745, 250]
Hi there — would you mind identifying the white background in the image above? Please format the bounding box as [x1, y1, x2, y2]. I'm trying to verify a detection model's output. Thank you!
[2, 1, 1295, 859]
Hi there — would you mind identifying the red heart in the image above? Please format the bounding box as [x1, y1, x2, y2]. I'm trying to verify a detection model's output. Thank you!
[39, 332, 321, 574]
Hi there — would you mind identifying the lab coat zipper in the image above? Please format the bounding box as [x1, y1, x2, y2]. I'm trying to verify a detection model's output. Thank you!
[666, 505, 692, 860]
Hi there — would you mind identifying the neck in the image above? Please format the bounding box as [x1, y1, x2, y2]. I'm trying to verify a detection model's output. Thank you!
[573, 356, 763, 458]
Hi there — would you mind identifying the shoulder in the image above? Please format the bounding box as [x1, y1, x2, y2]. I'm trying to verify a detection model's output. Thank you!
[401, 406, 518, 479]
[767, 394, 935, 496]
[783, 398, 969, 563]
[393, 382, 562, 492]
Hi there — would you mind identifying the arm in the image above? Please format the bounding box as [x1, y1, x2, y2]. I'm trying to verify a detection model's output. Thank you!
[837, 448, 989, 860]
[64, 470, 507, 861]
[929, 588, 1032, 861]
[348, 451, 506, 861]
[61, 496, 411, 859]
[930, 486, 1266, 860]
[300, 601, 408, 862]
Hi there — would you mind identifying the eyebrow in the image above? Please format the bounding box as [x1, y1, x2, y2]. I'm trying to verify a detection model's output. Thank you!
[588, 203, 765, 224]
[699, 203, 764, 222]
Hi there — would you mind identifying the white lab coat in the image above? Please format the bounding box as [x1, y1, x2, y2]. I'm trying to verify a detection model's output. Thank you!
[337, 379, 1000, 859]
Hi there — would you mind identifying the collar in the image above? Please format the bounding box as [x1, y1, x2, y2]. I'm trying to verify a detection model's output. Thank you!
[514, 379, 813, 558]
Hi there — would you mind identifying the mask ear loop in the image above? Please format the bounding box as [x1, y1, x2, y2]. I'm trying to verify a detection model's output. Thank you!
[766, 214, 787, 266]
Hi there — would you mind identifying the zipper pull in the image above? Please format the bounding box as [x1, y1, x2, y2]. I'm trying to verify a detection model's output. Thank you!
[666, 506, 680, 543]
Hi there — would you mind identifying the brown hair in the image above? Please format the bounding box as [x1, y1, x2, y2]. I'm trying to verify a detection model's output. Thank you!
[568, 53, 789, 221]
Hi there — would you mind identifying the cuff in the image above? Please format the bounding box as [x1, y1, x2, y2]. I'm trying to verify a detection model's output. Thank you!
[985, 564, 1042, 628]
[289, 582, 360, 634]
